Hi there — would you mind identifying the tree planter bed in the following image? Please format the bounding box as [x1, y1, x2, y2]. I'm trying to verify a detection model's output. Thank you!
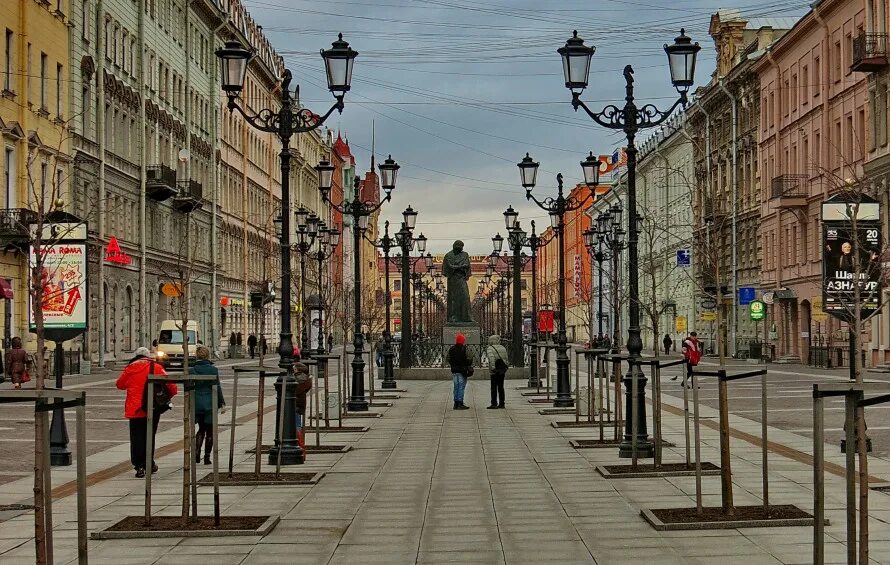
[570, 439, 674, 449]
[538, 408, 576, 415]
[551, 420, 616, 428]
[641, 505, 817, 531]
[197, 471, 325, 486]
[596, 462, 720, 478]
[91, 515, 279, 539]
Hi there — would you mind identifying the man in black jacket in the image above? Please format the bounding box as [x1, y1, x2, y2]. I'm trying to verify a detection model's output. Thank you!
[447, 333, 473, 410]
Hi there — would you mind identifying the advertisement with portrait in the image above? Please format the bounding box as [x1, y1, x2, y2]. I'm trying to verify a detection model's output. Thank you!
[822, 222, 882, 321]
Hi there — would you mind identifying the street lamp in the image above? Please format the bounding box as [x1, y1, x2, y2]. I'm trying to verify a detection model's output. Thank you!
[293, 208, 320, 357]
[559, 28, 699, 458]
[313, 225, 340, 355]
[367, 220, 399, 388]
[519, 157, 596, 408]
[320, 155, 397, 411]
[217, 33, 357, 465]
[394, 209, 425, 368]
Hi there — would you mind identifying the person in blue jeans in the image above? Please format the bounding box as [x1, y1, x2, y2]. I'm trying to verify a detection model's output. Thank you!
[447, 333, 473, 410]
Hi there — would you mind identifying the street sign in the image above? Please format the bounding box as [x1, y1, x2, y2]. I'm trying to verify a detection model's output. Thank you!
[676, 249, 691, 268]
[749, 300, 765, 321]
[762, 291, 775, 305]
[812, 296, 828, 322]
[701, 311, 717, 322]
[675, 315, 687, 333]
[738, 287, 755, 305]
[700, 298, 717, 310]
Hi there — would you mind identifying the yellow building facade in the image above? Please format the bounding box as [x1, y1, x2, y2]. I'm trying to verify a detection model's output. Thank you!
[0, 0, 71, 347]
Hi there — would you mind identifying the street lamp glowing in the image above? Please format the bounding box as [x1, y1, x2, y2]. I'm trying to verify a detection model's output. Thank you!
[504, 205, 518, 230]
[518, 153, 539, 189]
[581, 152, 601, 187]
[558, 31, 595, 94]
[664, 28, 700, 95]
[320, 33, 358, 94]
[215, 40, 252, 94]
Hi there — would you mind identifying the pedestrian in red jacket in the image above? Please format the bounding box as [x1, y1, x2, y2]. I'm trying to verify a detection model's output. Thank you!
[116, 347, 177, 478]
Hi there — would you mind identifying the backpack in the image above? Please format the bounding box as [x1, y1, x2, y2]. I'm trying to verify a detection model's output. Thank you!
[492, 349, 508, 376]
[141, 361, 172, 414]
[685, 339, 702, 366]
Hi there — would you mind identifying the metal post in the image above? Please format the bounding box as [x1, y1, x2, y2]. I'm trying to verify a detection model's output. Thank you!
[144, 381, 154, 524]
[49, 341, 71, 466]
[255, 373, 265, 477]
[761, 370, 769, 510]
[554, 182, 573, 408]
[227, 370, 239, 477]
[529, 225, 539, 387]
[845, 392, 857, 564]
[76, 399, 87, 564]
[382, 225, 397, 389]
[211, 384, 220, 526]
[814, 389, 825, 565]
[41, 407, 53, 565]
[189, 381, 197, 519]
[693, 370, 702, 514]
[683, 365, 691, 467]
[512, 238, 524, 367]
[653, 363, 662, 468]
[400, 238, 412, 368]
[631, 359, 639, 469]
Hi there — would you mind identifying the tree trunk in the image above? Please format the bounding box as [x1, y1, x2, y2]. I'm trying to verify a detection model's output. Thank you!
[31, 261, 49, 564]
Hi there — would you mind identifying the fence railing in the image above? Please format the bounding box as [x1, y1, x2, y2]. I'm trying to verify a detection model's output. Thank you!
[388, 338, 530, 368]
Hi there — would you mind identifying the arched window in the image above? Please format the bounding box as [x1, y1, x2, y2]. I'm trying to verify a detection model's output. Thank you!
[124, 286, 133, 351]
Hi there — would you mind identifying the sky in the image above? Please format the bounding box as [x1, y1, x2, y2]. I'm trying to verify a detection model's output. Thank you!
[242, 0, 810, 255]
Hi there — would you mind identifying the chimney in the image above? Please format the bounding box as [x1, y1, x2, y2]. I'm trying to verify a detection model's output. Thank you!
[757, 26, 775, 50]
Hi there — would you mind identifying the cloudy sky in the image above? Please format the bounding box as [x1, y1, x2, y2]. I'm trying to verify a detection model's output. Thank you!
[242, 0, 808, 254]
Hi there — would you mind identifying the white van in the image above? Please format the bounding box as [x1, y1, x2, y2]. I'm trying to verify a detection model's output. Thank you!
[155, 320, 200, 368]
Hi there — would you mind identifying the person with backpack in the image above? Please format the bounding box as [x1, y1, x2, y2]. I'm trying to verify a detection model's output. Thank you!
[677, 331, 702, 387]
[116, 347, 178, 478]
[447, 333, 474, 410]
[485, 335, 509, 409]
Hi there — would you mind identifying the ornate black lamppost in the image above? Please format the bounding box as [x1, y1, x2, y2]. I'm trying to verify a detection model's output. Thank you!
[518, 155, 601, 408]
[292, 209, 321, 356]
[394, 214, 428, 367]
[559, 28, 700, 456]
[319, 156, 400, 411]
[217, 34, 357, 465]
[312, 223, 340, 354]
[584, 210, 621, 346]
[368, 220, 398, 388]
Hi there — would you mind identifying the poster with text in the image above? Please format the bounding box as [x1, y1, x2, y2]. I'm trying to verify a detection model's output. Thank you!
[28, 243, 87, 330]
[822, 223, 881, 320]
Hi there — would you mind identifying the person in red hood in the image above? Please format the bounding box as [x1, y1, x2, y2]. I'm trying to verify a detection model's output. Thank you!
[116, 347, 178, 478]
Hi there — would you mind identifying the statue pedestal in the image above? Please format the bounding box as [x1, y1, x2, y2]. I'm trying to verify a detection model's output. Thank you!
[443, 323, 482, 350]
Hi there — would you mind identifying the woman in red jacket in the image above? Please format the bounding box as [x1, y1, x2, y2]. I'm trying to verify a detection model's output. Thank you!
[116, 347, 178, 478]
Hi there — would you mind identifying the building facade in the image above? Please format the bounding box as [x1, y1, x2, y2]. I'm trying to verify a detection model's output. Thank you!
[755, 0, 867, 363]
[0, 0, 72, 352]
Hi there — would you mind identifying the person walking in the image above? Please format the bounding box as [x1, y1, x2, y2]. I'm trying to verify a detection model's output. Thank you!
[677, 331, 702, 387]
[5, 337, 29, 389]
[191, 345, 225, 465]
[116, 347, 178, 478]
[374, 335, 385, 367]
[247, 334, 257, 358]
[663, 334, 673, 355]
[485, 335, 509, 409]
[447, 333, 473, 410]
[259, 335, 268, 356]
[327, 332, 334, 353]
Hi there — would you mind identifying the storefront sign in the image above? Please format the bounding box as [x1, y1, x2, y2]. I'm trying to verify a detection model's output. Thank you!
[701, 311, 717, 322]
[161, 282, 183, 297]
[104, 236, 132, 265]
[749, 300, 765, 321]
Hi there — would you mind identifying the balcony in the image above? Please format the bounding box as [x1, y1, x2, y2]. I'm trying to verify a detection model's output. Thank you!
[172, 179, 203, 213]
[851, 32, 889, 73]
[0, 208, 38, 252]
[146, 164, 178, 201]
[701, 197, 726, 224]
[770, 174, 808, 208]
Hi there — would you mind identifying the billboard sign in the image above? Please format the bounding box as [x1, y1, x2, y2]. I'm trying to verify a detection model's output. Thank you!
[29, 242, 87, 330]
[822, 221, 882, 321]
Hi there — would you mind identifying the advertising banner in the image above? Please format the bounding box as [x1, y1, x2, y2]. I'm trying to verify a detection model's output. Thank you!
[822, 223, 881, 320]
[29, 243, 87, 330]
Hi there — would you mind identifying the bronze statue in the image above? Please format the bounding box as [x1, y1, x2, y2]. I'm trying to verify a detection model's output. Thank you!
[443, 240, 473, 323]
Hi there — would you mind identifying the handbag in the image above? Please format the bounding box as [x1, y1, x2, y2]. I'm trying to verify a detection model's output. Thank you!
[464, 365, 474, 378]
[22, 369, 31, 383]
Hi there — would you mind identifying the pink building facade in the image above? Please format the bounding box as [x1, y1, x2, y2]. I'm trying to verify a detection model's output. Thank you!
[755, 0, 868, 363]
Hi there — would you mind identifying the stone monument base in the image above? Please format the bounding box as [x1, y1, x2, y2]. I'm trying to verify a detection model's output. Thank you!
[442, 323, 481, 348]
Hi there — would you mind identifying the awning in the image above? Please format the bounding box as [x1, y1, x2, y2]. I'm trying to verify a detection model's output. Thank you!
[0, 278, 13, 300]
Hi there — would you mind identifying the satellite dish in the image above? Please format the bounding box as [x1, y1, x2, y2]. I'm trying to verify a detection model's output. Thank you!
[178, 148, 190, 162]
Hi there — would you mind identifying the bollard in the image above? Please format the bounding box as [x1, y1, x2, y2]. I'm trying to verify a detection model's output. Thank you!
[813, 389, 824, 565]
[761, 370, 769, 510]
[692, 369, 702, 515]
[211, 384, 220, 526]
[717, 369, 734, 515]
[227, 370, 240, 478]
[683, 363, 691, 467]
[255, 372, 266, 477]
[76, 397, 87, 563]
[845, 393, 857, 564]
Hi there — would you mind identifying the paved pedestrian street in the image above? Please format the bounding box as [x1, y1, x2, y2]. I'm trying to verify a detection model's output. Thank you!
[3, 376, 890, 564]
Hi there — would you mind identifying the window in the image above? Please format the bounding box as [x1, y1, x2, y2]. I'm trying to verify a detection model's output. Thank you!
[3, 29, 11, 92]
[39, 52, 47, 110]
[802, 65, 809, 102]
[81, 86, 89, 134]
[55, 167, 63, 202]
[858, 109, 866, 156]
[55, 63, 62, 116]
[846, 115, 854, 164]
[846, 33, 853, 76]
[791, 74, 798, 111]
[814, 56, 821, 96]
[4, 146, 14, 209]
[40, 162, 48, 204]
[834, 41, 842, 82]
[393, 280, 401, 292]
[81, 2, 89, 39]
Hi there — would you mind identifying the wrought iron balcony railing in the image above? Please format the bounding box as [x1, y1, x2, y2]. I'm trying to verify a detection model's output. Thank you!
[852, 31, 889, 73]
[146, 164, 178, 201]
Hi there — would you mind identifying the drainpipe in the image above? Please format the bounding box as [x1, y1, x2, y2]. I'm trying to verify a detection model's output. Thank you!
[718, 78, 739, 358]
[210, 15, 227, 358]
[96, 0, 106, 367]
[138, 0, 147, 350]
